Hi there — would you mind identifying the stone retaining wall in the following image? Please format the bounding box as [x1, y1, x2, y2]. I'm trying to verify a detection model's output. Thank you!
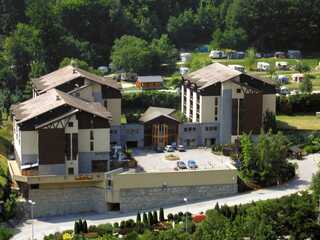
[119, 183, 237, 211]
[29, 186, 107, 217]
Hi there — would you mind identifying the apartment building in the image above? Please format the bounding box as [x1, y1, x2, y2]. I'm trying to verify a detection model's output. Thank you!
[181, 63, 276, 144]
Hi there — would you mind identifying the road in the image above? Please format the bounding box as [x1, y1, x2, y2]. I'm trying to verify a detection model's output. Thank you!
[12, 154, 319, 240]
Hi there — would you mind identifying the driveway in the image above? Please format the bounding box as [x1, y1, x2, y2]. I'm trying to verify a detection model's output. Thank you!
[12, 154, 319, 240]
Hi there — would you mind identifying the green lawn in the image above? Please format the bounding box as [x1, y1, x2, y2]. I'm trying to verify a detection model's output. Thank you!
[277, 114, 320, 130]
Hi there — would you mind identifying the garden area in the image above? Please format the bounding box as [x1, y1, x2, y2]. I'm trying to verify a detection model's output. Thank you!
[43, 191, 320, 240]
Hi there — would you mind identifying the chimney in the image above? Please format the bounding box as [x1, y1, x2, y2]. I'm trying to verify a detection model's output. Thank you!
[56, 95, 60, 101]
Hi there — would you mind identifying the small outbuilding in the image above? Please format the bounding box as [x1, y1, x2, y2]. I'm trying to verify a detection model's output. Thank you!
[292, 73, 304, 83]
[136, 76, 163, 90]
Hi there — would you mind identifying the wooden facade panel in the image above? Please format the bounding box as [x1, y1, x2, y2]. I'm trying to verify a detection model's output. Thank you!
[232, 93, 262, 135]
[39, 129, 65, 165]
[76, 112, 110, 129]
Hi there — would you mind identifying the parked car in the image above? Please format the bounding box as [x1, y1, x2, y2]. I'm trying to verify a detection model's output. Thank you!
[171, 142, 177, 149]
[177, 161, 187, 169]
[177, 145, 185, 152]
[187, 160, 198, 169]
[164, 145, 174, 152]
[155, 146, 163, 153]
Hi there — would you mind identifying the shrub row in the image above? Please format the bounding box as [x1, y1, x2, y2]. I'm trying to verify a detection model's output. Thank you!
[277, 94, 320, 114]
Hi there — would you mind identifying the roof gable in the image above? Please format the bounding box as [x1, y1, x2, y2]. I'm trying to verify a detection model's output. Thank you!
[32, 65, 120, 93]
[12, 89, 111, 124]
[139, 106, 177, 123]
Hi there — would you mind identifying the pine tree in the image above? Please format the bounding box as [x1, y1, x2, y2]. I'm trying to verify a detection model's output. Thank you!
[148, 211, 154, 226]
[136, 211, 141, 223]
[143, 212, 148, 226]
[214, 202, 220, 212]
[159, 208, 165, 222]
[74, 221, 80, 235]
[153, 211, 158, 224]
[83, 220, 88, 233]
[78, 219, 83, 232]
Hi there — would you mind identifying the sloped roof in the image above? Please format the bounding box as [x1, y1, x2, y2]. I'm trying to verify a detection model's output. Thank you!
[32, 65, 120, 93]
[186, 62, 276, 89]
[12, 89, 111, 124]
[139, 106, 177, 123]
[138, 76, 163, 83]
[186, 63, 241, 89]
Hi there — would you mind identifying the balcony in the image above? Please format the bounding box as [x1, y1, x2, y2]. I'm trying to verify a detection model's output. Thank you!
[8, 160, 105, 184]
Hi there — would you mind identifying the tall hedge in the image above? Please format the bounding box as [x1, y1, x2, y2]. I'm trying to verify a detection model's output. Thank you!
[277, 94, 320, 114]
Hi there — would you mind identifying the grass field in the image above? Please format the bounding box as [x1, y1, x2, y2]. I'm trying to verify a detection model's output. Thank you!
[277, 114, 320, 130]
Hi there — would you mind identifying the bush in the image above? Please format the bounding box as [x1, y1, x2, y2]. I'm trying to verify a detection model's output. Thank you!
[96, 223, 113, 236]
[167, 213, 174, 221]
[277, 94, 320, 114]
[0, 227, 13, 240]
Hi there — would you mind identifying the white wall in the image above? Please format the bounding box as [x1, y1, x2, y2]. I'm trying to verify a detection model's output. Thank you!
[107, 98, 121, 126]
[21, 131, 38, 155]
[181, 85, 184, 114]
[262, 94, 276, 114]
[78, 129, 110, 153]
[186, 88, 191, 119]
[192, 91, 197, 122]
[200, 96, 215, 122]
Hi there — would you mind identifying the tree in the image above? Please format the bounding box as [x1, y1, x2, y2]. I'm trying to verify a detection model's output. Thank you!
[159, 208, 165, 222]
[153, 210, 158, 224]
[167, 10, 197, 48]
[83, 220, 88, 233]
[147, 211, 154, 226]
[150, 35, 178, 72]
[299, 74, 313, 94]
[311, 169, 320, 202]
[143, 212, 148, 226]
[295, 61, 311, 73]
[111, 35, 152, 74]
[244, 48, 256, 71]
[3, 23, 43, 88]
[136, 211, 141, 223]
[263, 111, 277, 133]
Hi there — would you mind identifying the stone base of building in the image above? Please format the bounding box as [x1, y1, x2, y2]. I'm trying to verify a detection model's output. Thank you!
[119, 183, 238, 212]
[29, 186, 107, 217]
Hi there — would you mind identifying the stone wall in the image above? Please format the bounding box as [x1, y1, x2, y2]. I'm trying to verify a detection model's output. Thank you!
[29, 186, 107, 217]
[119, 183, 237, 212]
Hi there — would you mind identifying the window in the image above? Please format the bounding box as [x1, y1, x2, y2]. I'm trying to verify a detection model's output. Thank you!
[205, 127, 209, 131]
[90, 130, 94, 140]
[68, 122, 73, 127]
[90, 141, 94, 151]
[192, 127, 196, 131]
[237, 88, 241, 93]
[68, 168, 74, 175]
[213, 126, 217, 131]
[184, 128, 188, 132]
[30, 184, 39, 189]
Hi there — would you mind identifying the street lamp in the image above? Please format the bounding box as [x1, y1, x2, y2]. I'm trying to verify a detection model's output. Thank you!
[183, 198, 188, 233]
[28, 200, 36, 240]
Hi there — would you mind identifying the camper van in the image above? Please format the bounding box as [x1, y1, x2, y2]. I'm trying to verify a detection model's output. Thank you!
[275, 61, 289, 70]
[228, 64, 245, 72]
[257, 62, 271, 71]
[209, 50, 226, 59]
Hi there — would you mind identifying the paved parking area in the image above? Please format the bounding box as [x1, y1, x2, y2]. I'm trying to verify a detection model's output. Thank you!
[132, 148, 234, 172]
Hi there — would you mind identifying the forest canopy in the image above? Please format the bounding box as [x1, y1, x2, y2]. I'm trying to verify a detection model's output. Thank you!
[0, 0, 320, 110]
